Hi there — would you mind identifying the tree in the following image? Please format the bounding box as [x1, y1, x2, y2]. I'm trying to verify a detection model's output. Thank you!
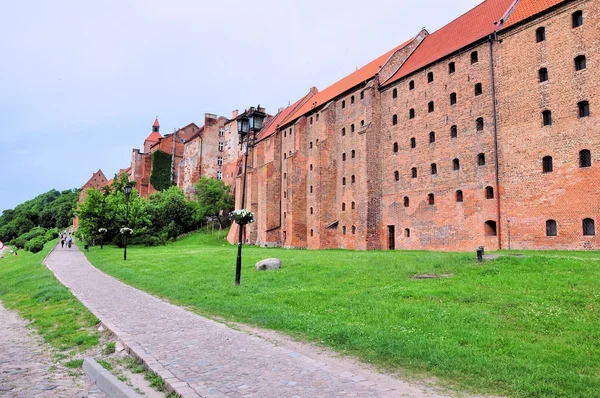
[147, 186, 196, 239]
[194, 177, 234, 226]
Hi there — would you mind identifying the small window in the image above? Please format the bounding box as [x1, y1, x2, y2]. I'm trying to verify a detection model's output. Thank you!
[428, 193, 435, 205]
[449, 62, 455, 74]
[316, 114, 319, 122]
[394, 171, 400, 181]
[410, 137, 416, 148]
[471, 51, 478, 64]
[284, 191, 287, 198]
[218, 142, 224, 151]
[393, 142, 399, 153]
[351, 150, 356, 159]
[392, 114, 398, 125]
[542, 110, 552, 126]
[450, 92, 457, 105]
[342, 226, 346, 235]
[289, 151, 292, 156]
[431, 163, 437, 175]
[310, 229, 314, 237]
[450, 125, 458, 138]
[485, 186, 494, 199]
[310, 164, 313, 171]
[342, 127, 346, 136]
[403, 196, 409, 207]
[217, 156, 223, 166]
[284, 212, 286, 219]
[351, 201, 355, 210]
[342, 202, 346, 211]
[485, 220, 497, 236]
[392, 88, 398, 98]
[536, 27, 546, 42]
[342, 100, 346, 109]
[310, 207, 313, 214]
[351, 175, 355, 183]
[310, 116, 313, 124]
[579, 101, 590, 118]
[351, 95, 355, 104]
[342, 177, 346, 186]
[546, 220, 557, 236]
[453, 158, 460, 170]
[583, 218, 595, 236]
[219, 128, 225, 137]
[428, 101, 435, 113]
[580, 149, 591, 167]
[405, 228, 410, 238]
[283, 153, 287, 159]
[474, 83, 482, 96]
[409, 80, 415, 90]
[478, 153, 486, 166]
[572, 10, 583, 28]
[429, 131, 436, 143]
[342, 153, 346, 161]
[411, 167, 417, 178]
[360, 119, 365, 127]
[409, 108, 415, 119]
[351, 226, 356, 235]
[456, 190, 463, 202]
[284, 131, 287, 137]
[575, 55, 586, 71]
[217, 171, 222, 180]
[360, 91, 365, 100]
[310, 141, 313, 149]
[284, 172, 287, 179]
[539, 68, 548, 82]
[476, 117, 484, 131]
[427, 72, 434, 83]
[542, 156, 553, 173]
[351, 124, 355, 133]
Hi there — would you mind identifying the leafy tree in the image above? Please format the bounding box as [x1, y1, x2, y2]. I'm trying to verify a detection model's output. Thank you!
[194, 177, 234, 227]
[147, 186, 196, 239]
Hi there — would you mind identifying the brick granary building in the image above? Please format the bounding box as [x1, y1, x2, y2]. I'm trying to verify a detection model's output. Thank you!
[89, 0, 598, 251]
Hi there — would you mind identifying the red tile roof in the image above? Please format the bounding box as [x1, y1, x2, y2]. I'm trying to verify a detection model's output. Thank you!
[504, 0, 566, 27]
[284, 39, 413, 125]
[383, 0, 515, 86]
[145, 131, 162, 142]
[153, 117, 160, 127]
[256, 91, 316, 142]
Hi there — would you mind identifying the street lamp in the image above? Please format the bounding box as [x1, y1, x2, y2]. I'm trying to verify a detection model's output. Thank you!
[234, 106, 266, 286]
[123, 183, 132, 261]
[100, 198, 106, 249]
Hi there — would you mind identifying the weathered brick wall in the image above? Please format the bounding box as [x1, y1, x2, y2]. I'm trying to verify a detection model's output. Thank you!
[496, 0, 599, 250]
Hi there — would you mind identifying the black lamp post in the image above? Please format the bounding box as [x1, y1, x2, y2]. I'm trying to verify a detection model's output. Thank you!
[234, 106, 266, 286]
[100, 198, 106, 249]
[123, 183, 132, 261]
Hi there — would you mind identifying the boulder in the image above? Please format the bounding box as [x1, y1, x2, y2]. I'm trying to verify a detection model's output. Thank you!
[255, 258, 282, 271]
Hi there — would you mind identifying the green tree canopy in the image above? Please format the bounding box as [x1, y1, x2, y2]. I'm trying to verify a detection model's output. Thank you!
[194, 177, 234, 226]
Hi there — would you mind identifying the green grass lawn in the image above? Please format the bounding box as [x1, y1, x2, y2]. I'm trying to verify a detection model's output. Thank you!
[0, 242, 100, 350]
[85, 232, 600, 397]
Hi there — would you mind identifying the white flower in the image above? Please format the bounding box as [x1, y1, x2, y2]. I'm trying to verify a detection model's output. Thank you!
[229, 209, 255, 224]
[120, 227, 134, 235]
[98, 228, 107, 233]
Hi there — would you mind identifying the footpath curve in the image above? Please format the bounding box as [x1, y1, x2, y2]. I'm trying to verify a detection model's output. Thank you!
[44, 244, 452, 398]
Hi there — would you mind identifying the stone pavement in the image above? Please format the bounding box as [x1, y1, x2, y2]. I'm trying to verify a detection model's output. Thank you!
[0, 303, 106, 398]
[45, 244, 453, 398]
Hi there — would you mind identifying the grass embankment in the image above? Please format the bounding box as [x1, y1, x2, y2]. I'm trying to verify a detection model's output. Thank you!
[0, 242, 100, 350]
[85, 232, 600, 397]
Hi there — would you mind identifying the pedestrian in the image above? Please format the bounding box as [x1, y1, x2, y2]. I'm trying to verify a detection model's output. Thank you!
[60, 234, 65, 248]
[67, 235, 73, 249]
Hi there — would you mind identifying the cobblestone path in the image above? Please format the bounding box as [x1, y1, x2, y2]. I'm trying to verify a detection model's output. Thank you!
[0, 303, 105, 397]
[45, 245, 452, 398]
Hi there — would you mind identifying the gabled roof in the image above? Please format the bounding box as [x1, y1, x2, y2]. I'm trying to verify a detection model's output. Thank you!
[82, 169, 108, 190]
[283, 38, 413, 125]
[256, 91, 316, 142]
[383, 0, 515, 86]
[504, 0, 566, 28]
[145, 131, 162, 143]
[153, 117, 160, 127]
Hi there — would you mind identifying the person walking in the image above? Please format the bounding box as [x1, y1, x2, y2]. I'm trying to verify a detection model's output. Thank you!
[67, 235, 73, 249]
[60, 234, 65, 248]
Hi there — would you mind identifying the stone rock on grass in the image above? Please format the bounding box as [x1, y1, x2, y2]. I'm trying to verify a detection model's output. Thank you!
[255, 258, 282, 271]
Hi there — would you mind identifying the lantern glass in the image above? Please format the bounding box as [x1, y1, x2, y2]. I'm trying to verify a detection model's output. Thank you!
[237, 115, 250, 136]
[124, 184, 133, 196]
[251, 109, 266, 130]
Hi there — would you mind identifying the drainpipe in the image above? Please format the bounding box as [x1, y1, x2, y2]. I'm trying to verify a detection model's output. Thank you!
[488, 34, 502, 250]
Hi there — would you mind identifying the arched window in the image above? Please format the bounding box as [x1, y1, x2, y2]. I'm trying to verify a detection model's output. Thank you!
[310, 229, 314, 237]
[450, 92, 457, 105]
[351, 201, 355, 210]
[427, 72, 434, 83]
[393, 142, 399, 153]
[283, 153, 287, 159]
[583, 218, 595, 236]
[428, 193, 435, 205]
[542, 156, 553, 173]
[351, 226, 356, 235]
[411, 167, 417, 178]
[450, 125, 458, 138]
[428, 101, 435, 112]
[431, 163, 437, 175]
[572, 10, 583, 28]
[546, 220, 557, 236]
[575, 55, 586, 71]
[429, 131, 436, 143]
[449, 62, 456, 74]
[392, 114, 398, 125]
[342, 153, 346, 161]
[410, 137, 416, 148]
[456, 190, 463, 202]
[453, 158, 460, 170]
[342, 177, 346, 185]
[360, 120, 365, 127]
[351, 150, 356, 158]
[485, 220, 497, 236]
[471, 51, 478, 64]
[350, 124, 355, 132]
[284, 172, 287, 179]
[310, 116, 313, 124]
[351, 175, 355, 183]
[542, 110, 552, 126]
[485, 186, 494, 199]
[342, 202, 346, 211]
[341, 128, 346, 136]
[403, 196, 409, 207]
[536, 27, 546, 42]
[580, 149, 591, 167]
[310, 207, 313, 214]
[578, 101, 590, 118]
[392, 88, 398, 98]
[405, 228, 411, 238]
[409, 80, 415, 90]
[342, 100, 346, 109]
[310, 164, 313, 171]
[310, 185, 313, 193]
[394, 171, 400, 181]
[478, 153, 486, 166]
[310, 141, 313, 149]
[476, 117, 484, 131]
[539, 68, 548, 82]
[474, 83, 483, 96]
[409, 108, 415, 119]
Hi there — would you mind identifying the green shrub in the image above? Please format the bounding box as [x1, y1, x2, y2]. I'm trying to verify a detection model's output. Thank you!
[25, 237, 45, 253]
[18, 227, 47, 242]
[44, 228, 59, 241]
[12, 239, 26, 249]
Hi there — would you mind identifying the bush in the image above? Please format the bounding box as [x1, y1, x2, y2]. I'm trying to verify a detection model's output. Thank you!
[44, 228, 59, 241]
[11, 239, 26, 249]
[18, 227, 47, 242]
[25, 237, 45, 253]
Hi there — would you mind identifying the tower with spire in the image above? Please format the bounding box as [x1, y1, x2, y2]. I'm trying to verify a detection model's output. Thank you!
[144, 117, 162, 152]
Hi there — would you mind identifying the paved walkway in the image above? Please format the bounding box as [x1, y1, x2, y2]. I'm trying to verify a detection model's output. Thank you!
[0, 303, 105, 397]
[45, 245, 452, 398]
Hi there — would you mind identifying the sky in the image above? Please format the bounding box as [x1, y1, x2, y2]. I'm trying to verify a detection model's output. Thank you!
[0, 0, 483, 212]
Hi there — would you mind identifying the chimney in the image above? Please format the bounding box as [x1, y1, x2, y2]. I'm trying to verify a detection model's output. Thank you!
[232, 109, 239, 118]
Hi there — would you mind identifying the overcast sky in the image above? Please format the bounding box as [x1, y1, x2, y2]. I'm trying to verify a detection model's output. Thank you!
[0, 0, 483, 212]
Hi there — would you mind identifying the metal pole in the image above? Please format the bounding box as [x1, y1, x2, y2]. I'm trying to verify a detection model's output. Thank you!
[235, 139, 250, 286]
[124, 196, 130, 261]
